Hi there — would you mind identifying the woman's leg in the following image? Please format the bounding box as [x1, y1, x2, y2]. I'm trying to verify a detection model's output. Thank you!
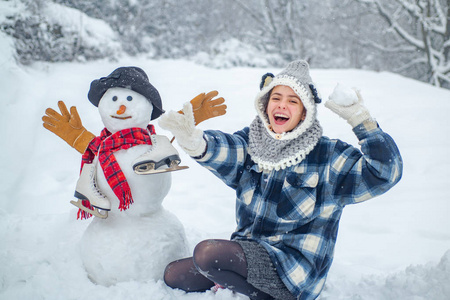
[164, 257, 214, 292]
[193, 239, 273, 300]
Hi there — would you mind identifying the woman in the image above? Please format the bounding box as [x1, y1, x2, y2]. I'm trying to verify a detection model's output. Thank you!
[159, 60, 403, 300]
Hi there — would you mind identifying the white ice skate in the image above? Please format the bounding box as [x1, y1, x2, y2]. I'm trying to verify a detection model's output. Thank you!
[70, 161, 111, 219]
[132, 135, 189, 175]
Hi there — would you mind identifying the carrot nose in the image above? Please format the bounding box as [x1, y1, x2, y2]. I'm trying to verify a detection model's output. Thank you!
[117, 105, 126, 115]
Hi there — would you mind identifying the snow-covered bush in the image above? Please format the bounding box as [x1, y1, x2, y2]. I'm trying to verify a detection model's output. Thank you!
[0, 0, 122, 64]
[192, 38, 284, 69]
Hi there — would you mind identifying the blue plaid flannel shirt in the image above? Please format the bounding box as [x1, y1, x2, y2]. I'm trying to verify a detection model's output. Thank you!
[195, 121, 403, 299]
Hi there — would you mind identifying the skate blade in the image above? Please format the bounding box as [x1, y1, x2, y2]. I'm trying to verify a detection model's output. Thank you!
[70, 199, 109, 219]
[134, 165, 189, 175]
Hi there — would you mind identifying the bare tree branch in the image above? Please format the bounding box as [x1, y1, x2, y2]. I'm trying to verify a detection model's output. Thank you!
[231, 0, 266, 29]
[354, 0, 450, 87]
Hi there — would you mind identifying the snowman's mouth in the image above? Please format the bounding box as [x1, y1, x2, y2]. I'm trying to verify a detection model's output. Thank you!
[111, 115, 132, 120]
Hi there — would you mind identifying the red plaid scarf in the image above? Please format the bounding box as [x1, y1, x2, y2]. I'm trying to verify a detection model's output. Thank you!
[77, 125, 155, 219]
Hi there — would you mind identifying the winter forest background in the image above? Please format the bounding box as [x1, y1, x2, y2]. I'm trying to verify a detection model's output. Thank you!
[1, 0, 450, 89]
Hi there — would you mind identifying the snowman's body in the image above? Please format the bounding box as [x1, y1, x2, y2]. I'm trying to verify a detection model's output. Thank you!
[96, 142, 171, 215]
[79, 87, 189, 286]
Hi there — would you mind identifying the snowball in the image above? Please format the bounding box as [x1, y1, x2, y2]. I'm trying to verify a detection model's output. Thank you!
[328, 83, 359, 106]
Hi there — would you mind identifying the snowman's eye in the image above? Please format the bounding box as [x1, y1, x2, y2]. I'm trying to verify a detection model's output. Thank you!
[112, 96, 118, 101]
[127, 96, 133, 101]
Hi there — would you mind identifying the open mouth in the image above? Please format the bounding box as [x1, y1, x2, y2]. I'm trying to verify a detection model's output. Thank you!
[273, 113, 290, 125]
[111, 115, 132, 120]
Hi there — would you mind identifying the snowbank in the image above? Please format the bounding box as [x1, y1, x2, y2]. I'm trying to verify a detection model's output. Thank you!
[322, 250, 450, 300]
[0, 57, 449, 299]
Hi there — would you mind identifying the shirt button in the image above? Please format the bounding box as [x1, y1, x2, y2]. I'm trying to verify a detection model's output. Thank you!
[275, 134, 281, 139]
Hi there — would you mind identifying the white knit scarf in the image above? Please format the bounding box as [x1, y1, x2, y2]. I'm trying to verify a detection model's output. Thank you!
[248, 117, 323, 171]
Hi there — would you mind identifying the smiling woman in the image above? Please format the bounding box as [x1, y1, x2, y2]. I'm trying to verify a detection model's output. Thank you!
[158, 59, 403, 300]
[266, 85, 306, 134]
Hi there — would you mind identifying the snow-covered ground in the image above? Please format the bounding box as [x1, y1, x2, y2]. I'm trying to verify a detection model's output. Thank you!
[1, 56, 449, 300]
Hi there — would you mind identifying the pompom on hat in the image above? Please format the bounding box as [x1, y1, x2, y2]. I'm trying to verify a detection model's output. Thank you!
[88, 67, 164, 120]
[254, 60, 321, 141]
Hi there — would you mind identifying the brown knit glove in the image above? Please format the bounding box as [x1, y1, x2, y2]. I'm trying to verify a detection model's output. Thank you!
[42, 101, 95, 154]
[180, 90, 226, 125]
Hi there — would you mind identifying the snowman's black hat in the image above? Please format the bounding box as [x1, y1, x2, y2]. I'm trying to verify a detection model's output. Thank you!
[88, 66, 164, 120]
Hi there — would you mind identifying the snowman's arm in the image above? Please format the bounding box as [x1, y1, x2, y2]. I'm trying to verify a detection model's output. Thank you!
[42, 91, 226, 152]
[179, 90, 226, 125]
[42, 100, 95, 154]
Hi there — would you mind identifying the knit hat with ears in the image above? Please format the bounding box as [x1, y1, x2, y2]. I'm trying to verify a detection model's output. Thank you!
[254, 60, 322, 141]
[88, 66, 164, 120]
[248, 60, 323, 170]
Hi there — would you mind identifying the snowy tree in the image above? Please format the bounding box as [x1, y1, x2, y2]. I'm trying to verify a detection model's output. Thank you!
[53, 0, 226, 58]
[228, 0, 369, 68]
[4, 0, 449, 89]
[52, 0, 164, 55]
[230, 0, 312, 62]
[354, 0, 450, 88]
[1, 0, 122, 64]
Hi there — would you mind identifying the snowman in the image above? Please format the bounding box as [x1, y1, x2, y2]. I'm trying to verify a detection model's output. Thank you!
[42, 67, 226, 286]
[70, 66, 188, 220]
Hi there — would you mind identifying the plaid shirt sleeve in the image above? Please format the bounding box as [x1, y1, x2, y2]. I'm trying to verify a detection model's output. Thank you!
[327, 120, 403, 206]
[195, 128, 251, 189]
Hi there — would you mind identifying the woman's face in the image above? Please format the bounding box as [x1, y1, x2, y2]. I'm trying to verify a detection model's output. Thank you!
[266, 85, 306, 134]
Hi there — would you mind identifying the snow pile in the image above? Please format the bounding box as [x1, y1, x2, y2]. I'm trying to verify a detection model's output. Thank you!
[0, 57, 449, 300]
[322, 250, 450, 300]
